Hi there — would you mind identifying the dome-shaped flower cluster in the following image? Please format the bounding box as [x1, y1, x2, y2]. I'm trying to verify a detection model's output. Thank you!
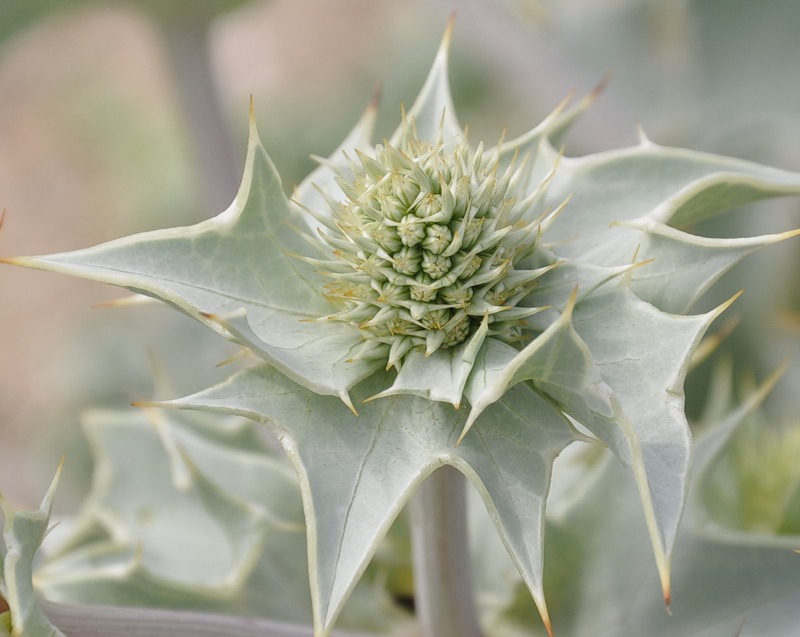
[309, 120, 555, 370]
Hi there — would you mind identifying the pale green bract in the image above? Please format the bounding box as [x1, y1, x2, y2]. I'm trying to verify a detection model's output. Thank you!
[474, 367, 800, 637]
[0, 464, 65, 637]
[5, 23, 800, 637]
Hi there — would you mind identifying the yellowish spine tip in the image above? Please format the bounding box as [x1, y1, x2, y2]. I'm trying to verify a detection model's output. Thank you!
[736, 358, 791, 415]
[713, 289, 744, 319]
[442, 13, 456, 51]
[42, 455, 66, 512]
[535, 599, 554, 637]
[618, 244, 655, 287]
[340, 391, 359, 416]
[779, 227, 800, 241]
[247, 95, 260, 144]
[548, 92, 575, 124]
[369, 82, 383, 113]
[548, 73, 606, 127]
[660, 568, 672, 614]
[215, 347, 250, 369]
[689, 314, 741, 369]
[591, 71, 612, 101]
[91, 294, 155, 310]
[0, 254, 42, 269]
[455, 410, 479, 446]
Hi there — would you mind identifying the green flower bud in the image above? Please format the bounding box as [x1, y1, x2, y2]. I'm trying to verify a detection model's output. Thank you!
[409, 274, 437, 302]
[423, 224, 453, 255]
[421, 251, 452, 279]
[391, 170, 420, 206]
[439, 284, 473, 306]
[416, 192, 443, 219]
[392, 246, 422, 275]
[380, 193, 409, 222]
[397, 214, 426, 247]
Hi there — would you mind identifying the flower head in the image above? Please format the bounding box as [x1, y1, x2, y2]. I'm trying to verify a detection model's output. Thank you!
[308, 115, 554, 370]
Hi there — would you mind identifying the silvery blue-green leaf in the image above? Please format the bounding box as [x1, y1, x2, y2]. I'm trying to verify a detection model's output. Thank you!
[0, 463, 65, 637]
[38, 410, 279, 597]
[6, 114, 379, 406]
[617, 218, 800, 313]
[569, 285, 735, 599]
[516, 453, 800, 637]
[36, 409, 299, 618]
[464, 284, 735, 602]
[476, 369, 800, 637]
[161, 364, 576, 636]
[540, 140, 800, 265]
[35, 408, 408, 633]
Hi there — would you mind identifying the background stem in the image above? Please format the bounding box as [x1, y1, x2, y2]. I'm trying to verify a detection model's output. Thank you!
[158, 10, 240, 214]
[410, 465, 485, 637]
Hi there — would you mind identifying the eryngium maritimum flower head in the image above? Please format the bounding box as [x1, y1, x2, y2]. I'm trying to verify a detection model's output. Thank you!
[309, 115, 559, 370]
[6, 20, 800, 632]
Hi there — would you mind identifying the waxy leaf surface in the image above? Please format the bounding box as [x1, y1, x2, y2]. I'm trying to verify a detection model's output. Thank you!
[162, 364, 576, 636]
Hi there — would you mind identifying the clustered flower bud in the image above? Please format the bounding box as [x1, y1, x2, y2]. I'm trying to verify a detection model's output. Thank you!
[313, 119, 551, 369]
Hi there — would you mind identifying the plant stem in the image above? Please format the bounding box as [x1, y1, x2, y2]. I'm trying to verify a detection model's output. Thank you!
[158, 10, 240, 214]
[409, 465, 485, 637]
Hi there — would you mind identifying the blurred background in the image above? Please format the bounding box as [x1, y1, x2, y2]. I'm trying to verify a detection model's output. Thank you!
[1, 0, 799, 511]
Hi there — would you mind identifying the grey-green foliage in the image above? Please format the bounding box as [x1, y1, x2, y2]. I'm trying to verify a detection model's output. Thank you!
[38, 409, 305, 614]
[474, 370, 800, 637]
[34, 407, 409, 633]
[4, 372, 799, 637]
[3, 20, 800, 637]
[1, 465, 65, 637]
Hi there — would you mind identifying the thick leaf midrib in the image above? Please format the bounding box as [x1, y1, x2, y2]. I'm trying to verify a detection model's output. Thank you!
[75, 260, 323, 319]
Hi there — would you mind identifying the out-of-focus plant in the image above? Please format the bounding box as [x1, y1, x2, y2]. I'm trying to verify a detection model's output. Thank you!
[0, 0, 248, 212]
[2, 16, 800, 637]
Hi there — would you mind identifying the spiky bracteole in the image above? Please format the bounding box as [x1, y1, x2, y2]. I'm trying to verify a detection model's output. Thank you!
[307, 117, 555, 370]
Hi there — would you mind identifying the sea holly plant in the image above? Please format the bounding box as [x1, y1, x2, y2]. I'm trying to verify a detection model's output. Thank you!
[3, 19, 800, 637]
